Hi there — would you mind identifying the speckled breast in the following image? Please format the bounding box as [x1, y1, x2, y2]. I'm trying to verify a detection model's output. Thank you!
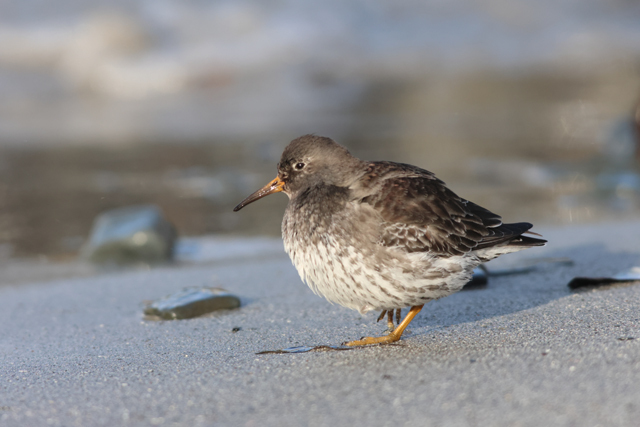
[281, 184, 466, 313]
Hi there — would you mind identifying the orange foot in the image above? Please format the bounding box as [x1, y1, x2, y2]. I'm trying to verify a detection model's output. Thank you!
[344, 305, 424, 347]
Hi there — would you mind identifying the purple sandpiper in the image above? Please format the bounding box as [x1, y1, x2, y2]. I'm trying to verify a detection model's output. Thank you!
[234, 135, 546, 346]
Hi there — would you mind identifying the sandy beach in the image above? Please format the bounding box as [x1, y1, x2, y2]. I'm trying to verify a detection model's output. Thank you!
[1, 220, 639, 426]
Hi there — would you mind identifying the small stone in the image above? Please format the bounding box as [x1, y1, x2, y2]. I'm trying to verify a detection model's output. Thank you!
[231, 327, 241, 333]
[462, 267, 488, 290]
[568, 266, 640, 290]
[144, 287, 241, 320]
[567, 277, 619, 289]
[485, 257, 573, 276]
[82, 205, 177, 265]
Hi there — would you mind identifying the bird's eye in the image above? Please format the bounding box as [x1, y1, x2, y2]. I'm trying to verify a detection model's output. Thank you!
[294, 162, 305, 170]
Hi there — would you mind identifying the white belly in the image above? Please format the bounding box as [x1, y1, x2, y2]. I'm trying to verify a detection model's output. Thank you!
[283, 227, 479, 314]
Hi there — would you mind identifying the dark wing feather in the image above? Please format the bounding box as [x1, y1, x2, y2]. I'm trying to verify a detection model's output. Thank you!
[357, 162, 543, 256]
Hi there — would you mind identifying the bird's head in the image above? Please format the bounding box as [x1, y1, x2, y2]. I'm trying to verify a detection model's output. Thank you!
[233, 135, 362, 211]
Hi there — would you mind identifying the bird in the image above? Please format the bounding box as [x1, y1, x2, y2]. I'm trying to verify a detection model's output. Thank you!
[233, 135, 546, 346]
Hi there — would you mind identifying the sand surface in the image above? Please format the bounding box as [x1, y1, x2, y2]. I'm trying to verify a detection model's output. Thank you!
[1, 221, 639, 426]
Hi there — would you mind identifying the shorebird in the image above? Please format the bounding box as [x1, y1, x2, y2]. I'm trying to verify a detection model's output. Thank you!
[234, 135, 546, 346]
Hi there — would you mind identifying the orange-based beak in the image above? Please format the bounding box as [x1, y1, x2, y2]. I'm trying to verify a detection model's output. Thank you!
[233, 176, 285, 211]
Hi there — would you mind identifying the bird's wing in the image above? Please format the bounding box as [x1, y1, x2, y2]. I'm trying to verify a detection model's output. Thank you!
[355, 162, 529, 256]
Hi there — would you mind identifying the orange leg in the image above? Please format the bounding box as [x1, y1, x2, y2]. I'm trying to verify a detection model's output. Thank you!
[376, 310, 395, 332]
[386, 310, 394, 331]
[344, 305, 424, 346]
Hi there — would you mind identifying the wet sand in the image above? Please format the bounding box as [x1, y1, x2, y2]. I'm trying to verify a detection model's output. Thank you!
[1, 220, 639, 426]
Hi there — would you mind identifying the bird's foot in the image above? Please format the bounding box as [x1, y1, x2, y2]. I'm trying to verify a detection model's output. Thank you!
[377, 309, 402, 332]
[343, 331, 402, 346]
[344, 305, 424, 347]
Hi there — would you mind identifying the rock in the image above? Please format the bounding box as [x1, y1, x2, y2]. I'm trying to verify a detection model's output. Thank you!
[568, 266, 640, 290]
[81, 205, 177, 265]
[144, 287, 241, 320]
[484, 257, 573, 276]
[463, 257, 573, 290]
[462, 267, 488, 290]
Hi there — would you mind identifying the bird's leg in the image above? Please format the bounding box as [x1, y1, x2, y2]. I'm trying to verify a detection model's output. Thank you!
[386, 310, 394, 332]
[395, 308, 401, 326]
[344, 305, 424, 346]
[377, 309, 396, 332]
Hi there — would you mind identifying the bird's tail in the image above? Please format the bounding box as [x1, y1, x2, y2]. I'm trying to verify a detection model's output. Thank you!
[503, 223, 547, 247]
[473, 222, 546, 262]
[475, 222, 546, 250]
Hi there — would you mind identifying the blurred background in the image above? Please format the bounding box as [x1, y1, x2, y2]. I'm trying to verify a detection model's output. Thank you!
[1, 0, 640, 262]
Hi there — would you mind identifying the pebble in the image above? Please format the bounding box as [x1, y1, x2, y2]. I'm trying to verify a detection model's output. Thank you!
[568, 266, 640, 290]
[144, 287, 241, 320]
[462, 267, 488, 290]
[81, 205, 177, 265]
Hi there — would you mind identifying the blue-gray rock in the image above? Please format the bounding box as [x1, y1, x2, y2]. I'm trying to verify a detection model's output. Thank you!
[568, 266, 640, 290]
[462, 266, 488, 290]
[82, 205, 177, 264]
[144, 287, 241, 320]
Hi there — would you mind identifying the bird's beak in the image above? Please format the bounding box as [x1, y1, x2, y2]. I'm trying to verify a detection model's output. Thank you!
[233, 176, 285, 211]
